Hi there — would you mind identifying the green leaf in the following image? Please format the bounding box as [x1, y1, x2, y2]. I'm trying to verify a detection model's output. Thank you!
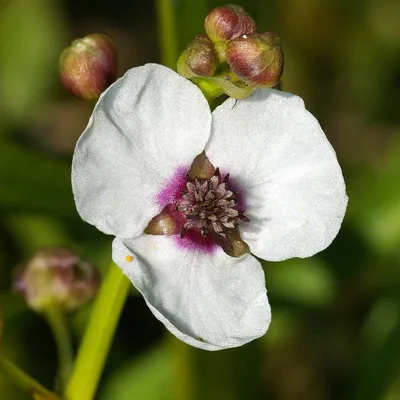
[347, 137, 400, 255]
[0, 140, 75, 218]
[99, 344, 173, 400]
[175, 0, 207, 51]
[5, 214, 70, 257]
[0, 0, 65, 127]
[349, 298, 400, 400]
[265, 257, 336, 307]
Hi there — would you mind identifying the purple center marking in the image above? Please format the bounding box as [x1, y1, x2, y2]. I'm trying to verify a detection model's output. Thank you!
[155, 166, 247, 254]
[156, 167, 189, 207]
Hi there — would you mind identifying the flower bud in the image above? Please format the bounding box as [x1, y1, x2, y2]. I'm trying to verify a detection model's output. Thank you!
[177, 35, 218, 79]
[13, 248, 99, 313]
[205, 5, 256, 43]
[226, 32, 284, 88]
[59, 33, 117, 100]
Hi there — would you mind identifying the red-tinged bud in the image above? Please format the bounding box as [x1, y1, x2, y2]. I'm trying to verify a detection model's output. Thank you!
[177, 35, 218, 78]
[13, 248, 99, 313]
[59, 33, 117, 100]
[226, 32, 284, 88]
[205, 5, 256, 43]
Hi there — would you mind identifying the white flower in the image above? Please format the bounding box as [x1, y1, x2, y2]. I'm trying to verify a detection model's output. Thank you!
[72, 63, 347, 351]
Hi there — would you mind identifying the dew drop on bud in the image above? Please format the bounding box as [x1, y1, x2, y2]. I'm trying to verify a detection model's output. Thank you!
[204, 5, 256, 43]
[226, 32, 284, 88]
[59, 33, 117, 100]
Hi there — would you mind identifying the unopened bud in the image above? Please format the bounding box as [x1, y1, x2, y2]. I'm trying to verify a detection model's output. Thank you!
[177, 35, 218, 79]
[13, 248, 99, 312]
[226, 32, 284, 88]
[59, 33, 117, 100]
[205, 5, 256, 43]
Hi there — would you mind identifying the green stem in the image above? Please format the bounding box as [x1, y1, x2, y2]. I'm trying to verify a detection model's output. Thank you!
[45, 307, 74, 394]
[64, 262, 130, 400]
[192, 78, 225, 105]
[168, 334, 194, 400]
[155, 0, 178, 69]
[0, 355, 59, 399]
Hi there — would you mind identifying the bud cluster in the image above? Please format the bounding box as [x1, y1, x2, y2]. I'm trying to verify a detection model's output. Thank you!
[177, 4, 284, 99]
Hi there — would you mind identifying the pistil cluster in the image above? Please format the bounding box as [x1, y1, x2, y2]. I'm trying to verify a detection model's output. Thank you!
[177, 168, 249, 246]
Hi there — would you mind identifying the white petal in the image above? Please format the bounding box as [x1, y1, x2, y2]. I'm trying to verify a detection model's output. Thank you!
[112, 235, 270, 350]
[206, 89, 348, 261]
[72, 64, 211, 238]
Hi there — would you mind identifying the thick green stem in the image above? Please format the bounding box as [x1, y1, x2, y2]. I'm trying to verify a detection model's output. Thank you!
[64, 262, 130, 400]
[155, 0, 178, 69]
[168, 334, 194, 400]
[45, 307, 74, 393]
[0, 355, 60, 399]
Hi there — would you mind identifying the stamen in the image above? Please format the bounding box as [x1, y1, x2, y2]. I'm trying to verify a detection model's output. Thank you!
[176, 168, 249, 244]
[180, 226, 188, 238]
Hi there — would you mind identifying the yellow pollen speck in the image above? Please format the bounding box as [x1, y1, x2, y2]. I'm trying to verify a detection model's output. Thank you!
[125, 255, 133, 262]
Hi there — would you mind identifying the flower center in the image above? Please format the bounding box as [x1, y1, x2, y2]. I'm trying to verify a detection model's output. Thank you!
[176, 168, 249, 246]
[147, 153, 250, 256]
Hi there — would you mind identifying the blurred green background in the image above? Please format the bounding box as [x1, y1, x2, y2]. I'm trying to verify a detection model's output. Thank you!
[1, 0, 400, 399]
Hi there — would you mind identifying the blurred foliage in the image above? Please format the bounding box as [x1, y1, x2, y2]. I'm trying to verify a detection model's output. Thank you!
[0, 0, 400, 399]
